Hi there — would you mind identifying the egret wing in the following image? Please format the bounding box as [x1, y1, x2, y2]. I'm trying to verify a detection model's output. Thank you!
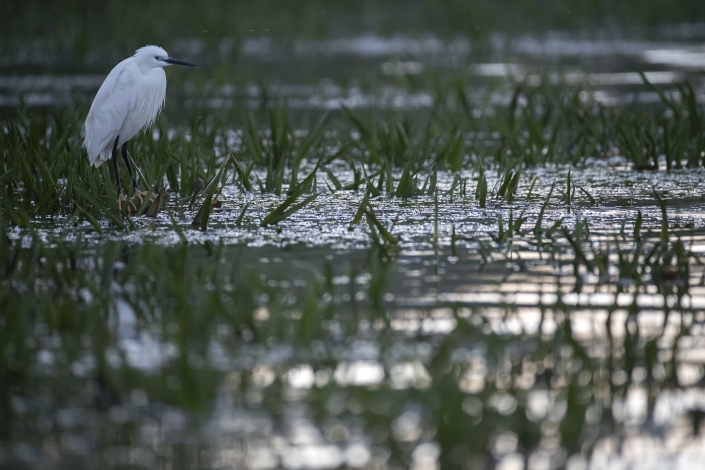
[83, 58, 137, 167]
[120, 68, 167, 143]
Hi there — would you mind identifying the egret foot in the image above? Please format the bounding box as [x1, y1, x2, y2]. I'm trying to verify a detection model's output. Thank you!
[116, 193, 128, 212]
[117, 188, 165, 217]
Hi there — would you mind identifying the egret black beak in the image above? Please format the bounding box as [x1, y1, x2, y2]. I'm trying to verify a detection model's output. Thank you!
[162, 57, 197, 67]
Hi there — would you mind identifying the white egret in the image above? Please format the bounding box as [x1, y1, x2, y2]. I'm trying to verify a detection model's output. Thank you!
[83, 45, 195, 194]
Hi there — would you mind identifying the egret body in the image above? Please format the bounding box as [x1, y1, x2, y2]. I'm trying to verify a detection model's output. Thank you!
[83, 45, 195, 193]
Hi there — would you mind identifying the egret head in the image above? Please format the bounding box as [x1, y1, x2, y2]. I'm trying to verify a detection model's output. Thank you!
[134, 45, 197, 68]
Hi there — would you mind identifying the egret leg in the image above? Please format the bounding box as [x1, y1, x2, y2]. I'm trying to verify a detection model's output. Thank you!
[121, 143, 139, 190]
[111, 136, 122, 195]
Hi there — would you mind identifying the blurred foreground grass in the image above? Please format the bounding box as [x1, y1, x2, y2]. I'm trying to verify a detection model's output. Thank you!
[2, 204, 703, 467]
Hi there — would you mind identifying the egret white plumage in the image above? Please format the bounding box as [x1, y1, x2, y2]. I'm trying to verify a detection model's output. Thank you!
[83, 45, 195, 194]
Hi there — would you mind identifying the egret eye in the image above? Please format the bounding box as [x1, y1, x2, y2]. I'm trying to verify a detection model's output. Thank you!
[155, 56, 159, 60]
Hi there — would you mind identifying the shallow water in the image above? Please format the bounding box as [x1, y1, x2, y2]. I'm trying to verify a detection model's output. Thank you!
[5, 161, 705, 469]
[4, 19, 705, 470]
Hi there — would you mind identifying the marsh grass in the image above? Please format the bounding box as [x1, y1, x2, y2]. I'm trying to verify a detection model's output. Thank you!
[3, 75, 705, 468]
[260, 180, 318, 227]
[2, 75, 704, 235]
